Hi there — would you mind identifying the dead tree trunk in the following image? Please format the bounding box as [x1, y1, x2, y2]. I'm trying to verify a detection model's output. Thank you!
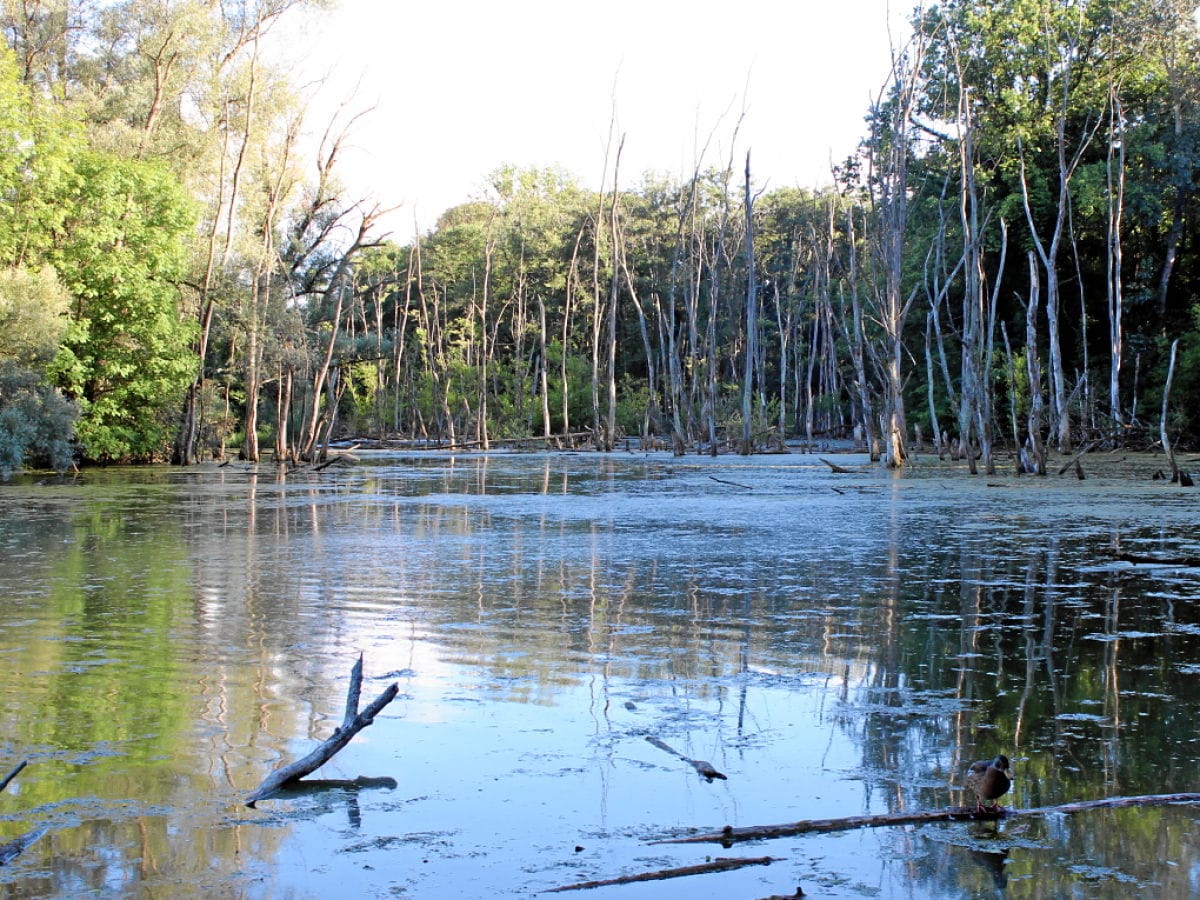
[1023, 251, 1047, 475]
[1161, 338, 1180, 482]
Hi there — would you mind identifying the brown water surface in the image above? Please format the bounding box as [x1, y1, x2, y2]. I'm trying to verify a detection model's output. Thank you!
[1, 450, 1199, 897]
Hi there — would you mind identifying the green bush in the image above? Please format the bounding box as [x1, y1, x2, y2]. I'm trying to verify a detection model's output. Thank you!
[0, 364, 78, 478]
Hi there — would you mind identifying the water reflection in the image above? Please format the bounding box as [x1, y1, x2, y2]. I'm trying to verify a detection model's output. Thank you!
[0, 452, 1198, 896]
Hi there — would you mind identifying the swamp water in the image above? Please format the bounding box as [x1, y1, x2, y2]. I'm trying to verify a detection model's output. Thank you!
[0, 450, 1199, 898]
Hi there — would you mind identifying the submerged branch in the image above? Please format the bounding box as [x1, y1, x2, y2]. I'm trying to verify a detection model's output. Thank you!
[545, 855, 779, 893]
[245, 654, 400, 807]
[653, 793, 1200, 845]
[645, 736, 727, 782]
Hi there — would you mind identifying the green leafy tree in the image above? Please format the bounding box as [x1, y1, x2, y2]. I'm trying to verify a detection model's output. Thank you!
[48, 151, 197, 461]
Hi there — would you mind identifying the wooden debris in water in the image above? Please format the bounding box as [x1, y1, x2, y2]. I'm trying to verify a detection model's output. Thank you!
[544, 855, 779, 893]
[652, 793, 1200, 845]
[245, 654, 400, 807]
[1117, 552, 1200, 568]
[708, 475, 753, 490]
[645, 736, 727, 782]
[818, 457, 853, 474]
[0, 760, 27, 794]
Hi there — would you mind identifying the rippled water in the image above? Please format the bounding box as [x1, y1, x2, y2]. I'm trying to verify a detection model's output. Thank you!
[1, 450, 1199, 897]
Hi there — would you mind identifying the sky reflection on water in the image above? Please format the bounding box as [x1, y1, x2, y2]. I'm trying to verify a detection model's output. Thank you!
[1, 451, 1199, 897]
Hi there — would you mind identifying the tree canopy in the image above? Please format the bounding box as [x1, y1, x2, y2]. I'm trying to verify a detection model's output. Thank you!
[1, 0, 1198, 477]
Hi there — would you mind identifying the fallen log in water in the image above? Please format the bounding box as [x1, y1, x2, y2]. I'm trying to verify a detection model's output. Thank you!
[545, 855, 780, 893]
[652, 793, 1200, 846]
[245, 654, 400, 807]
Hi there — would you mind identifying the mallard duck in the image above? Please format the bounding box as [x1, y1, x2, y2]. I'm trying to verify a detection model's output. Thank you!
[965, 754, 1011, 812]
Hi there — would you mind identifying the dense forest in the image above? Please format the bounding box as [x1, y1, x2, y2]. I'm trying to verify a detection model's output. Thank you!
[2, 0, 1199, 478]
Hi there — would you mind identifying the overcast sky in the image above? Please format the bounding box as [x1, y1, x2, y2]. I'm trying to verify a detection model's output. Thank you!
[276, 0, 913, 237]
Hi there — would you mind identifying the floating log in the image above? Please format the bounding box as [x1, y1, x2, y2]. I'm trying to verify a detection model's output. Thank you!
[645, 736, 727, 782]
[545, 855, 779, 893]
[245, 654, 400, 807]
[652, 793, 1200, 846]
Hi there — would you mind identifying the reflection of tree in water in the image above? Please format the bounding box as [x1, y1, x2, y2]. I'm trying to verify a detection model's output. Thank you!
[827, 520, 1200, 897]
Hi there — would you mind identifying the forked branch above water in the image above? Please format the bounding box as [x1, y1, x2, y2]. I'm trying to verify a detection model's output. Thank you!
[245, 654, 400, 807]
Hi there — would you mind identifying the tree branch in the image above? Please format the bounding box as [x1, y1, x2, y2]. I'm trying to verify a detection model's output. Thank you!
[653, 793, 1200, 845]
[245, 655, 400, 807]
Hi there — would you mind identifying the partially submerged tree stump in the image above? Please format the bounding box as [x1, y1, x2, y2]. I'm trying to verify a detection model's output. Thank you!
[245, 654, 399, 807]
[652, 793, 1200, 846]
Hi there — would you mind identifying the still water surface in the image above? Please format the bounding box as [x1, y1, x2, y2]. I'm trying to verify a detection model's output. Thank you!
[1, 450, 1199, 898]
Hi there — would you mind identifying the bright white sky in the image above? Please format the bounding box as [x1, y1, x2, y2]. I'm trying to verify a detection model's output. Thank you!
[278, 0, 912, 237]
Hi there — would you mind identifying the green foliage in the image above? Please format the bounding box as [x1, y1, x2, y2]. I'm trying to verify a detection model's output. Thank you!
[0, 265, 71, 363]
[46, 151, 198, 462]
[0, 362, 78, 477]
[1173, 306, 1200, 442]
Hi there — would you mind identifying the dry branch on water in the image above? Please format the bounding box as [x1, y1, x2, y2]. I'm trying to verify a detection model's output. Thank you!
[0, 760, 26, 794]
[245, 654, 399, 807]
[1056, 440, 1098, 476]
[652, 793, 1200, 845]
[818, 457, 853, 474]
[708, 475, 753, 490]
[0, 761, 45, 867]
[645, 736, 727, 782]
[544, 856, 779, 893]
[1117, 552, 1200, 568]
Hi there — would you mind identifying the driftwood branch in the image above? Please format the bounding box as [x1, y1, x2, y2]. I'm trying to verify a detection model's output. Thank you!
[1056, 440, 1098, 476]
[0, 826, 47, 866]
[645, 736, 727, 782]
[545, 856, 779, 893]
[818, 457, 853, 474]
[653, 793, 1200, 845]
[0, 760, 27, 794]
[1117, 551, 1200, 568]
[245, 654, 400, 807]
[708, 475, 753, 490]
[0, 761, 44, 867]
